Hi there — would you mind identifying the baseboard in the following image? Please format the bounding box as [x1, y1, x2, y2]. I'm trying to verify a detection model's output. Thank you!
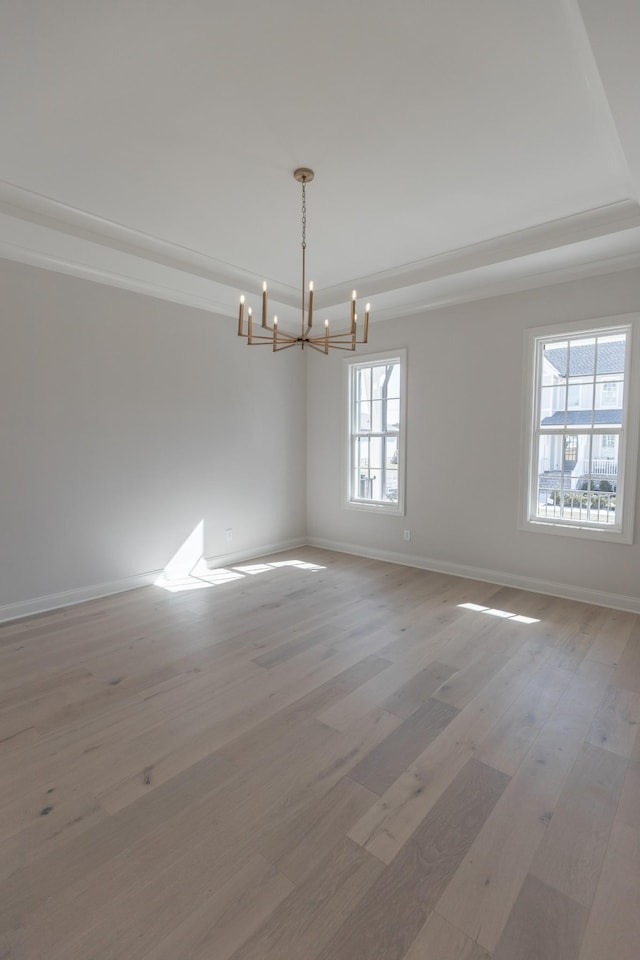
[3, 534, 636, 623]
[307, 536, 640, 615]
[0, 537, 308, 624]
[0, 569, 163, 624]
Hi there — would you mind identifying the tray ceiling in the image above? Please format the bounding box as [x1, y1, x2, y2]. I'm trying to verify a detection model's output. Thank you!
[1, 0, 639, 323]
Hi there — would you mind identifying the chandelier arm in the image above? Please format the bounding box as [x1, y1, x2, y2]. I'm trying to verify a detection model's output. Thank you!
[269, 325, 299, 342]
[240, 330, 275, 342]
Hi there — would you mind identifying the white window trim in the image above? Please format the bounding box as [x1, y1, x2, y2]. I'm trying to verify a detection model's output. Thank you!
[344, 348, 407, 516]
[519, 314, 639, 544]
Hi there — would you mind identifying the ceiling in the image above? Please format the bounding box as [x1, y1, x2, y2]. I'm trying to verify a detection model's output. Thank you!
[1, 0, 640, 328]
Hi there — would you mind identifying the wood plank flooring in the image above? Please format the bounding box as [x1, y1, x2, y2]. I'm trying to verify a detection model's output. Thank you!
[1, 547, 639, 960]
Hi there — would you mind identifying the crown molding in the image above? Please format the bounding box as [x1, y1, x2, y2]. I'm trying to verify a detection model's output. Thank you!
[316, 199, 640, 306]
[0, 238, 242, 316]
[1, 178, 640, 319]
[368, 229, 640, 323]
[0, 239, 237, 317]
[0, 179, 299, 305]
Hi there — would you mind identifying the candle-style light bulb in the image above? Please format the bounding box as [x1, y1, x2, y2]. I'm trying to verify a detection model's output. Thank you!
[273, 315, 278, 352]
[364, 303, 370, 342]
[262, 282, 268, 328]
[324, 317, 329, 354]
[308, 280, 314, 328]
[248, 306, 253, 344]
[238, 295, 245, 336]
[350, 290, 357, 334]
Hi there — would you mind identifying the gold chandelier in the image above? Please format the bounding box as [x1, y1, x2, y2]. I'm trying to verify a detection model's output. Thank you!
[238, 168, 370, 353]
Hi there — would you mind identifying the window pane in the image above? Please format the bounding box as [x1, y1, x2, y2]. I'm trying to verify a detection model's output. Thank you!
[564, 435, 578, 465]
[357, 367, 371, 403]
[537, 432, 562, 475]
[386, 398, 400, 431]
[371, 399, 383, 433]
[355, 469, 373, 500]
[355, 437, 369, 469]
[539, 385, 559, 426]
[598, 380, 620, 407]
[570, 338, 596, 376]
[369, 437, 383, 469]
[386, 436, 398, 466]
[373, 472, 384, 501]
[387, 364, 401, 398]
[596, 334, 626, 375]
[541, 342, 566, 384]
[384, 470, 398, 502]
[567, 384, 580, 407]
[371, 365, 388, 400]
[357, 402, 371, 432]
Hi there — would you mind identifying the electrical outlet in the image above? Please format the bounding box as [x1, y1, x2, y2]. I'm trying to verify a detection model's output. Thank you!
[403, 529, 411, 541]
[225, 528, 233, 542]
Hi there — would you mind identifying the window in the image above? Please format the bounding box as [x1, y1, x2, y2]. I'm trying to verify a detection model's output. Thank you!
[521, 317, 639, 543]
[601, 381, 619, 406]
[346, 349, 406, 514]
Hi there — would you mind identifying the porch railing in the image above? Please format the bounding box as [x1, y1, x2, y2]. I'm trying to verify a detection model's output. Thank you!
[536, 487, 617, 524]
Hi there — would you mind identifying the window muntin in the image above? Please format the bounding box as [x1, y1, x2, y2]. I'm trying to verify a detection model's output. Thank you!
[346, 351, 406, 513]
[524, 322, 637, 541]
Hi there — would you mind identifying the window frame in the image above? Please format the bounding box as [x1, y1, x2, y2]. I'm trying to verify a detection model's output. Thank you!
[519, 315, 639, 544]
[344, 348, 407, 516]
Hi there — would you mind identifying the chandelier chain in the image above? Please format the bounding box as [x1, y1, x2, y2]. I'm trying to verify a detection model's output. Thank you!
[301, 177, 307, 330]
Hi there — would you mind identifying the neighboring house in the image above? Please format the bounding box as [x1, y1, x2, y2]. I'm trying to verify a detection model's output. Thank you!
[538, 339, 624, 494]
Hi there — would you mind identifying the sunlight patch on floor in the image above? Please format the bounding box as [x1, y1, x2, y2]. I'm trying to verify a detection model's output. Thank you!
[458, 602, 540, 624]
[156, 557, 326, 592]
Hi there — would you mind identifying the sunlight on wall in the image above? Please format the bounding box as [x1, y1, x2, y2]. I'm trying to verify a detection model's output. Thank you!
[156, 557, 326, 593]
[458, 602, 540, 624]
[159, 520, 207, 583]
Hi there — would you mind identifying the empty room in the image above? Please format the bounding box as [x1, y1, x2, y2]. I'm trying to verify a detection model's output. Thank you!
[1, 2, 639, 959]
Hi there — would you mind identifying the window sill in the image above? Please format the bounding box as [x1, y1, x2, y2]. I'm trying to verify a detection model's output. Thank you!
[519, 517, 632, 544]
[345, 499, 405, 517]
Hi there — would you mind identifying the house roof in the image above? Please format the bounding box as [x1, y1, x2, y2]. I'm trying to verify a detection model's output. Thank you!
[541, 408, 623, 426]
[543, 341, 625, 377]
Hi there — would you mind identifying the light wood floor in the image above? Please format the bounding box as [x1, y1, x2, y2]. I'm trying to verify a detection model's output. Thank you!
[1, 548, 639, 960]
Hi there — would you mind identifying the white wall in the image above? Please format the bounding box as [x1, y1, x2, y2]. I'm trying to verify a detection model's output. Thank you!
[306, 268, 640, 610]
[4, 258, 640, 618]
[0, 259, 307, 614]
